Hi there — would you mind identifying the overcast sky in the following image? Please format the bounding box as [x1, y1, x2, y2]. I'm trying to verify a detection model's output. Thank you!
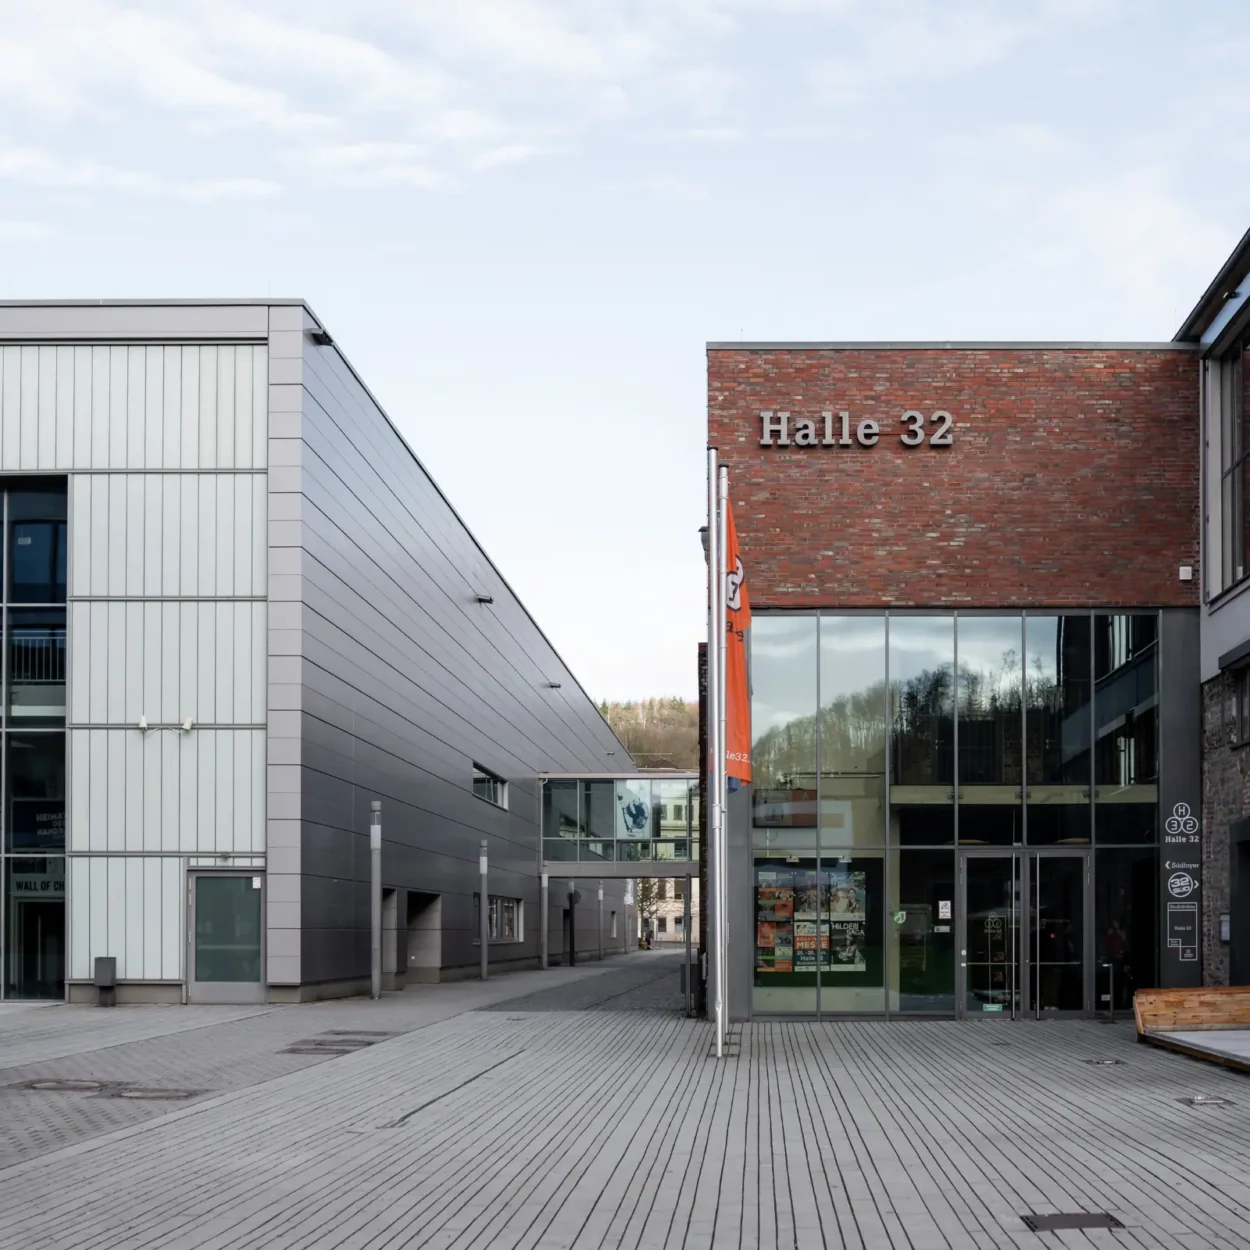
[0, 1, 1245, 701]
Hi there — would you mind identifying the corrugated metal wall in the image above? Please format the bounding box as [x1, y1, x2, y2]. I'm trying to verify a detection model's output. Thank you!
[0, 341, 269, 985]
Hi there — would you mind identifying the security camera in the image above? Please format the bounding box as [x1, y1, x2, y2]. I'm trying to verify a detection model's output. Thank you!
[138, 715, 148, 732]
[182, 717, 195, 733]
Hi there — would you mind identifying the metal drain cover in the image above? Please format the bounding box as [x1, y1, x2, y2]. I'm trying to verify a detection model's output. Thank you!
[1083, 1058, 1124, 1065]
[22, 1078, 110, 1092]
[282, 1045, 358, 1056]
[104, 1088, 201, 1101]
[322, 1030, 394, 1038]
[1179, 1095, 1234, 1107]
[1023, 1213, 1124, 1232]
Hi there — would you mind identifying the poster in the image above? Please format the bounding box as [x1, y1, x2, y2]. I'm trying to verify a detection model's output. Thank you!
[794, 920, 819, 971]
[822, 867, 867, 973]
[755, 869, 796, 973]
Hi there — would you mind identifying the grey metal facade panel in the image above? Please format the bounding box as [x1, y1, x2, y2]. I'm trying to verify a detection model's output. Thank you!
[282, 334, 626, 983]
[0, 304, 271, 341]
[1201, 584, 1250, 682]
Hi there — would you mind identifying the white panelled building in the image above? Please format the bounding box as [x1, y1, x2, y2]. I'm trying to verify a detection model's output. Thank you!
[0, 330, 270, 1001]
[0, 299, 629, 1004]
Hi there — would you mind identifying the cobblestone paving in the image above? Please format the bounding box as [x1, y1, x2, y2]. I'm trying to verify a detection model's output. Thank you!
[2, 962, 1250, 1248]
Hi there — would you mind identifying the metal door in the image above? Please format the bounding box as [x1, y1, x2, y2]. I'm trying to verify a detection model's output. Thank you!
[187, 872, 265, 1004]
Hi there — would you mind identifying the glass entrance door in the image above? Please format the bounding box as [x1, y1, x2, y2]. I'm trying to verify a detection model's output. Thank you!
[959, 851, 1090, 1019]
[961, 855, 1019, 1017]
[1029, 853, 1087, 1016]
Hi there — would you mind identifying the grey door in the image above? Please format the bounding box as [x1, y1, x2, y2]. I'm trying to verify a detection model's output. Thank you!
[188, 873, 265, 1004]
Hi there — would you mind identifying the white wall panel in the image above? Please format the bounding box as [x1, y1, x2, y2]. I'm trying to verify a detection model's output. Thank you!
[69, 729, 265, 853]
[68, 473, 267, 597]
[0, 344, 268, 471]
[68, 601, 266, 725]
[68, 855, 183, 981]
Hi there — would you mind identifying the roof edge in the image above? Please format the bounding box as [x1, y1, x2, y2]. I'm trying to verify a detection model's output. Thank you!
[707, 340, 1198, 351]
[1174, 224, 1250, 343]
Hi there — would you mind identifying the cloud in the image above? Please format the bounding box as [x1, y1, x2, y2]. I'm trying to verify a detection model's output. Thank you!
[0, 219, 53, 239]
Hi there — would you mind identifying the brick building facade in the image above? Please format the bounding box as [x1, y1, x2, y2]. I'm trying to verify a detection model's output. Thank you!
[712, 342, 1205, 1021]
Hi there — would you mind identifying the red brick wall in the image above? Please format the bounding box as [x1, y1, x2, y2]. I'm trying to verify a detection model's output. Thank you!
[708, 347, 1200, 607]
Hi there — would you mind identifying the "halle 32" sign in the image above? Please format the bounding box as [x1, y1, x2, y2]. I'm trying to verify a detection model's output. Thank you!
[759, 409, 955, 448]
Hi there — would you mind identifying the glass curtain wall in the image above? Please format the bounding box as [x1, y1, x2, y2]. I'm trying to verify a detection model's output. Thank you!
[749, 609, 1160, 1017]
[2, 483, 67, 1000]
[540, 778, 699, 864]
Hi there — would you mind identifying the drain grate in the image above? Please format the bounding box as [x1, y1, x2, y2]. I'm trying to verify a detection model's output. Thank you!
[1083, 1058, 1124, 1065]
[21, 1078, 112, 1093]
[1022, 1213, 1124, 1232]
[1179, 1094, 1234, 1107]
[99, 1088, 202, 1101]
[322, 1030, 394, 1038]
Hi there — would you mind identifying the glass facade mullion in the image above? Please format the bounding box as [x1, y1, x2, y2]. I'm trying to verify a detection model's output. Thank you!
[814, 611, 821, 1021]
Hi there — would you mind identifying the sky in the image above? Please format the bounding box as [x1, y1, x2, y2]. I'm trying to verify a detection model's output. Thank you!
[0, 0, 1245, 703]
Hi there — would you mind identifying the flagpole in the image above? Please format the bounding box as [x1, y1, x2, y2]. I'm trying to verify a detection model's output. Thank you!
[717, 464, 730, 1058]
[706, 448, 723, 1059]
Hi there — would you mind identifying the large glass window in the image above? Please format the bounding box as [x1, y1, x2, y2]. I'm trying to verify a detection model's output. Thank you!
[8, 488, 67, 605]
[1026, 615, 1092, 845]
[1220, 340, 1249, 589]
[0, 484, 69, 999]
[818, 615, 886, 847]
[5, 856, 64, 999]
[890, 616, 954, 845]
[957, 617, 1022, 846]
[1094, 614, 1158, 844]
[751, 616, 818, 834]
[889, 848, 955, 1013]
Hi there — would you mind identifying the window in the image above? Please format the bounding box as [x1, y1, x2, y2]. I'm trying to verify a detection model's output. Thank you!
[1218, 340, 1250, 590]
[657, 917, 667, 934]
[673, 880, 684, 900]
[472, 764, 508, 809]
[1231, 668, 1250, 745]
[674, 803, 684, 821]
[674, 915, 684, 929]
[473, 894, 523, 942]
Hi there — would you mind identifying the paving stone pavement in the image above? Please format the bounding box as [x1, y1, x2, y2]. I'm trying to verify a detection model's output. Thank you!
[1, 959, 1249, 1249]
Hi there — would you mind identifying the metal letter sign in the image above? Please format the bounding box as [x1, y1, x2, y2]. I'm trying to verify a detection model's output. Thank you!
[759, 409, 955, 448]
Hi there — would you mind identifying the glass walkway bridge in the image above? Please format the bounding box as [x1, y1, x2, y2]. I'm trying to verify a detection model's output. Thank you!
[540, 772, 700, 879]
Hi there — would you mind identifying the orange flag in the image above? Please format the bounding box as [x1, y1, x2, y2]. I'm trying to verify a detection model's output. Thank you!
[724, 499, 752, 785]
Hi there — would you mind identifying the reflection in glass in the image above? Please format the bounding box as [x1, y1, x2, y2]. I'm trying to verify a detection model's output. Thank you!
[5, 856, 65, 998]
[583, 781, 614, 840]
[653, 780, 692, 855]
[1094, 614, 1158, 844]
[8, 734, 65, 850]
[962, 855, 1019, 1015]
[542, 781, 580, 841]
[891, 849, 956, 1012]
[194, 876, 261, 983]
[751, 617, 818, 828]
[8, 610, 66, 725]
[957, 617, 1022, 845]
[10, 520, 67, 604]
[543, 839, 577, 862]
[1030, 855, 1084, 1012]
[1026, 616, 1091, 844]
[818, 616, 886, 847]
[890, 617, 954, 844]
[1095, 848, 1157, 1011]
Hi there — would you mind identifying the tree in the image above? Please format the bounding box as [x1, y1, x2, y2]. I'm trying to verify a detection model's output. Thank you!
[600, 697, 699, 769]
[635, 877, 666, 941]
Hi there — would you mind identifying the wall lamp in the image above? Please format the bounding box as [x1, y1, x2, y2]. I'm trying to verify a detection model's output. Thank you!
[311, 330, 333, 346]
[475, 594, 494, 604]
[698, 525, 709, 562]
[545, 681, 562, 689]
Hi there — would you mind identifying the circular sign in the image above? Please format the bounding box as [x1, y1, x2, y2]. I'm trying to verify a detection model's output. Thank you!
[984, 914, 1004, 933]
[1165, 803, 1199, 837]
[1167, 871, 1197, 899]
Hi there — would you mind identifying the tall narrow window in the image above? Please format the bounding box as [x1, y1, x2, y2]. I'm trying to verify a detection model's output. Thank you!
[1221, 341, 1248, 589]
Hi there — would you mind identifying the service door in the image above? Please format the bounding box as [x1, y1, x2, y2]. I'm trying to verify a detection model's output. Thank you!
[187, 872, 265, 1004]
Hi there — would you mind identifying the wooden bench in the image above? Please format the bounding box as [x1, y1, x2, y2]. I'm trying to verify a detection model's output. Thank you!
[1134, 986, 1250, 1035]
[1134, 987, 1250, 1073]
